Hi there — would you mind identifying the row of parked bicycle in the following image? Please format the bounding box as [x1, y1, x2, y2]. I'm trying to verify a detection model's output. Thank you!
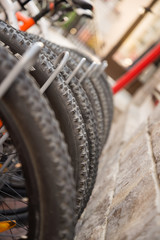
[0, 0, 113, 239]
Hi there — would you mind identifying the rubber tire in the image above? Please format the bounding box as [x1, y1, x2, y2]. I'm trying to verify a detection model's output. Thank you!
[66, 49, 113, 144]
[0, 45, 75, 240]
[0, 20, 89, 217]
[23, 33, 100, 200]
[32, 38, 105, 150]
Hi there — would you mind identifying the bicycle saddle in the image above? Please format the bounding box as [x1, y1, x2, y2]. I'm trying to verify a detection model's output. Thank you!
[72, 0, 93, 10]
[66, 0, 93, 18]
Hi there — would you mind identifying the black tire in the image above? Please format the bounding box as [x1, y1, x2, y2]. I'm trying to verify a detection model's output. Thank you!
[67, 50, 106, 145]
[91, 75, 113, 143]
[23, 33, 100, 200]
[0, 46, 76, 239]
[42, 42, 104, 196]
[67, 49, 113, 144]
[101, 72, 114, 141]
[25, 33, 106, 150]
[0, 20, 89, 217]
[45, 44, 105, 149]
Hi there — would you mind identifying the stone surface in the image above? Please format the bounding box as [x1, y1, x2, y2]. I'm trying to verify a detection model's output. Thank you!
[105, 107, 160, 239]
[106, 173, 159, 240]
[75, 112, 127, 240]
[149, 108, 160, 193]
[75, 69, 160, 240]
[113, 122, 152, 199]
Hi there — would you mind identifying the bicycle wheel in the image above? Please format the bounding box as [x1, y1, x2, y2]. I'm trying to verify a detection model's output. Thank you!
[101, 71, 114, 141]
[44, 43, 113, 144]
[67, 49, 113, 144]
[0, 20, 89, 217]
[0, 45, 75, 239]
[39, 41, 105, 149]
[67, 51, 104, 150]
[23, 34, 104, 152]
[22, 33, 100, 200]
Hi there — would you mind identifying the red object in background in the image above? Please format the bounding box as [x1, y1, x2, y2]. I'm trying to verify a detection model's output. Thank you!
[16, 12, 35, 31]
[16, 3, 54, 31]
[112, 42, 160, 94]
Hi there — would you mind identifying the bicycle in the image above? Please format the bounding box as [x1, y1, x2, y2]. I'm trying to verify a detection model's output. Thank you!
[0, 42, 76, 239]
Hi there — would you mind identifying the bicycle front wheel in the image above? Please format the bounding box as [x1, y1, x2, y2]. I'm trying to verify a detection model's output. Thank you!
[0, 45, 76, 240]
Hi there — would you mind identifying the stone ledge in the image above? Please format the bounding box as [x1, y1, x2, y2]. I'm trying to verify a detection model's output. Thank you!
[75, 112, 127, 240]
[75, 69, 160, 240]
[106, 173, 159, 240]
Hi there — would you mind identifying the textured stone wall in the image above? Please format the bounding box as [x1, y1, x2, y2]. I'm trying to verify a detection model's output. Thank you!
[75, 69, 160, 240]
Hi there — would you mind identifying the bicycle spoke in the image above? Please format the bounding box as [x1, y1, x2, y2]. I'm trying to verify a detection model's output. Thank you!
[0, 201, 28, 231]
[0, 191, 28, 206]
[0, 152, 17, 157]
[1, 181, 26, 200]
[0, 154, 15, 174]
[0, 158, 20, 187]
[0, 132, 9, 146]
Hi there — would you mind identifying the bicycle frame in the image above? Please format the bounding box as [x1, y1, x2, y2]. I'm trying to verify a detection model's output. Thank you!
[0, 0, 50, 35]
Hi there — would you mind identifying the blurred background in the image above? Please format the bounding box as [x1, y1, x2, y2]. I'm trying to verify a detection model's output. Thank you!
[52, 0, 160, 94]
